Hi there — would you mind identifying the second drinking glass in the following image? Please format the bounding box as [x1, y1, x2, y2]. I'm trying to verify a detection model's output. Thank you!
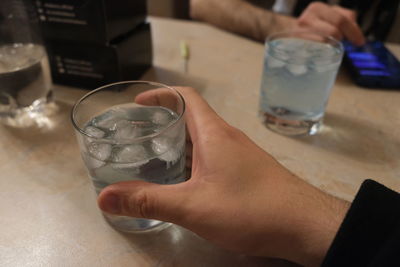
[259, 31, 344, 136]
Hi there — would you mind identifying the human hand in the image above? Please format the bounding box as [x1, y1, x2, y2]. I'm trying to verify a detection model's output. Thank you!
[295, 2, 365, 46]
[97, 87, 349, 266]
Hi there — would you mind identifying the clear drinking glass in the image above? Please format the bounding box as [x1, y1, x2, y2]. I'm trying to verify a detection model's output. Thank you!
[71, 81, 186, 233]
[259, 31, 344, 136]
[0, 0, 53, 127]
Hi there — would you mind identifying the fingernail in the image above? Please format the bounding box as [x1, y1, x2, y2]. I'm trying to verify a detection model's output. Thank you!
[102, 193, 121, 214]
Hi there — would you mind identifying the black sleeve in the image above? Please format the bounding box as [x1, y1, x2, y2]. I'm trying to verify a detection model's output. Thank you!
[321, 179, 400, 267]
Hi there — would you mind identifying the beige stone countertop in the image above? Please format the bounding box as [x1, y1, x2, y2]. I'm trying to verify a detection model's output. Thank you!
[1, 17, 399, 266]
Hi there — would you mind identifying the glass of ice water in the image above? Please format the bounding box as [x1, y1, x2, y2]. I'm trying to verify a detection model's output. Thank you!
[0, 0, 53, 127]
[259, 31, 344, 136]
[71, 81, 186, 233]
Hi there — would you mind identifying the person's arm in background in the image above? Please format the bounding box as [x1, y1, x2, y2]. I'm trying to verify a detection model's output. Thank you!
[190, 0, 365, 45]
[295, 2, 365, 46]
[190, 0, 295, 41]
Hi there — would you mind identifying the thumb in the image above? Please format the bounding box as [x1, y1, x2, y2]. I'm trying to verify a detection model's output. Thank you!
[97, 180, 192, 224]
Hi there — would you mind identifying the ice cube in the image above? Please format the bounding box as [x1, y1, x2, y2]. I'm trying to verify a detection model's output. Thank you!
[84, 126, 105, 138]
[113, 120, 142, 140]
[113, 145, 149, 163]
[83, 153, 105, 169]
[160, 150, 181, 169]
[287, 64, 308, 76]
[88, 142, 112, 161]
[312, 60, 339, 73]
[293, 50, 311, 59]
[310, 43, 336, 56]
[92, 110, 121, 131]
[152, 137, 169, 154]
[152, 137, 181, 168]
[274, 39, 296, 52]
[152, 109, 172, 125]
[111, 145, 149, 173]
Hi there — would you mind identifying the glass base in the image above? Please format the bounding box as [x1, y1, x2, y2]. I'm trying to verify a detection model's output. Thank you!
[260, 111, 322, 136]
[0, 97, 57, 128]
[104, 213, 172, 233]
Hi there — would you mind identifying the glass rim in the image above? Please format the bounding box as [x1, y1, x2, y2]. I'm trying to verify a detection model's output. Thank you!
[71, 80, 186, 144]
[265, 30, 344, 64]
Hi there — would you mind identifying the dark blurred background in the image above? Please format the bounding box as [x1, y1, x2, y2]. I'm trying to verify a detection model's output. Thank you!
[148, 0, 190, 19]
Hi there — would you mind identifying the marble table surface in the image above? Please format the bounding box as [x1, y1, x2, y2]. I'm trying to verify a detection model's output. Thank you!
[1, 17, 399, 266]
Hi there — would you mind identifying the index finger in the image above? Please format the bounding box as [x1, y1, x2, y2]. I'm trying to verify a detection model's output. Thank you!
[338, 20, 365, 46]
[317, 5, 365, 46]
[135, 86, 224, 142]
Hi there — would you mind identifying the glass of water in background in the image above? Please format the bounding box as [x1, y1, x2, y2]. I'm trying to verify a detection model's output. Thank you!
[259, 31, 343, 136]
[71, 81, 186, 233]
[0, 0, 53, 127]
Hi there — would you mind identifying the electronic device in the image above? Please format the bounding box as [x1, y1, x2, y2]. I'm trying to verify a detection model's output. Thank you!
[342, 40, 400, 89]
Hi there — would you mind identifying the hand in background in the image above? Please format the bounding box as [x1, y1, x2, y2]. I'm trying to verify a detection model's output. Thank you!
[97, 87, 350, 267]
[295, 2, 365, 46]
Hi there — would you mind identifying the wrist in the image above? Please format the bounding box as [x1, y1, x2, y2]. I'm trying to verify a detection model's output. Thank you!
[249, 165, 350, 266]
[288, 183, 350, 266]
[259, 12, 296, 41]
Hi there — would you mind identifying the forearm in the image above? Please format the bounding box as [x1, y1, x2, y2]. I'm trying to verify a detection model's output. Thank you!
[190, 0, 295, 41]
[289, 182, 350, 266]
[322, 180, 400, 266]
